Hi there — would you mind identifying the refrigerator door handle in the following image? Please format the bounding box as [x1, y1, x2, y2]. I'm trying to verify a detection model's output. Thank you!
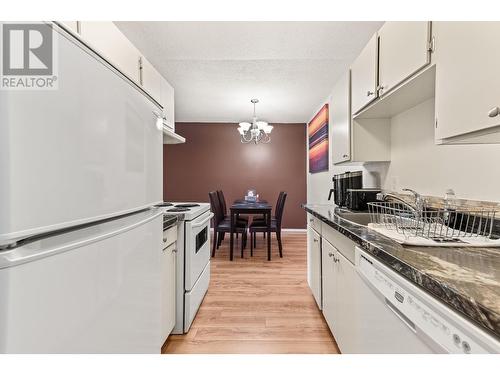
[0, 209, 163, 270]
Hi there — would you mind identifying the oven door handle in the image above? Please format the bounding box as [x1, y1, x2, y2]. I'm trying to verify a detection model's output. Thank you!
[191, 212, 214, 228]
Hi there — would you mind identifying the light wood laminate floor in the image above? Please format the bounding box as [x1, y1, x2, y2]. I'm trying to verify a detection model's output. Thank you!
[162, 232, 340, 354]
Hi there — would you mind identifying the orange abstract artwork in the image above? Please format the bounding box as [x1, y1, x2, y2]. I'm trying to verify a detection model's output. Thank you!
[308, 104, 329, 173]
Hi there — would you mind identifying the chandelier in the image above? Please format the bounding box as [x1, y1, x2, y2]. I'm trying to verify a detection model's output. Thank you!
[237, 99, 273, 144]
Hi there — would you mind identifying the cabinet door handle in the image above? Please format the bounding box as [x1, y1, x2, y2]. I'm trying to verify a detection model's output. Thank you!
[342, 154, 349, 158]
[313, 238, 319, 243]
[488, 106, 500, 118]
[328, 252, 334, 257]
[309, 218, 314, 222]
[377, 85, 386, 93]
[366, 90, 375, 96]
[138, 57, 144, 85]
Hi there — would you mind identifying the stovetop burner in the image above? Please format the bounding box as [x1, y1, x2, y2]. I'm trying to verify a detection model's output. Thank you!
[167, 207, 190, 212]
[156, 202, 174, 207]
[174, 203, 200, 208]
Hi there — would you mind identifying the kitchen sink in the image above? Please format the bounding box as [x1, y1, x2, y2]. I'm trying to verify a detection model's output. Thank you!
[335, 211, 373, 226]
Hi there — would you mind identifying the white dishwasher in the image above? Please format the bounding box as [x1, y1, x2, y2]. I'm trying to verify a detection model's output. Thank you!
[355, 247, 500, 354]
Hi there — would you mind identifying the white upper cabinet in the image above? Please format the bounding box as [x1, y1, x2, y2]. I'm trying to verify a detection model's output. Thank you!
[330, 71, 351, 164]
[377, 21, 431, 96]
[351, 34, 378, 115]
[140, 57, 162, 105]
[434, 22, 500, 142]
[160, 78, 175, 131]
[60, 21, 80, 35]
[79, 22, 141, 84]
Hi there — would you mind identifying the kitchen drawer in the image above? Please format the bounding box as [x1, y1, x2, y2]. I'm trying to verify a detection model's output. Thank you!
[321, 224, 356, 264]
[307, 213, 322, 234]
[163, 225, 177, 249]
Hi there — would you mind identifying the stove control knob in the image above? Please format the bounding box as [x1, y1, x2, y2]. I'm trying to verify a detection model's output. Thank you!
[441, 324, 450, 335]
[453, 334, 461, 346]
[462, 341, 471, 354]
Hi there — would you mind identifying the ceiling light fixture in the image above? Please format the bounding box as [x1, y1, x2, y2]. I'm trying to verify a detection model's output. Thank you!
[238, 99, 273, 144]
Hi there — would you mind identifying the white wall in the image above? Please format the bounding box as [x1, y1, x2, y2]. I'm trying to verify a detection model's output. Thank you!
[306, 96, 388, 205]
[307, 95, 500, 205]
[383, 98, 500, 202]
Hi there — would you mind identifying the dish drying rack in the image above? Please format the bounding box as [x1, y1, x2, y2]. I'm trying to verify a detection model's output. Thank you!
[367, 202, 499, 246]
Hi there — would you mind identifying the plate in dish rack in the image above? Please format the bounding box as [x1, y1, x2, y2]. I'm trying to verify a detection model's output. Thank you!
[367, 223, 500, 247]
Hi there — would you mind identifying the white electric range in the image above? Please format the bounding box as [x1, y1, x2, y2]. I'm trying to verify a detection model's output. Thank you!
[157, 202, 213, 334]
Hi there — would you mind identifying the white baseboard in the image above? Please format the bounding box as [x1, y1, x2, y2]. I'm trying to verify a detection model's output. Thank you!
[211, 228, 306, 233]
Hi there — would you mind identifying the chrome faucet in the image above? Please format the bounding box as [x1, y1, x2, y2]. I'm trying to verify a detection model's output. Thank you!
[402, 188, 426, 214]
[377, 188, 426, 215]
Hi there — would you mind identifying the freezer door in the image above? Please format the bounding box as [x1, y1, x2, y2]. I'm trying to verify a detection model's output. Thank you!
[0, 209, 163, 353]
[0, 23, 163, 246]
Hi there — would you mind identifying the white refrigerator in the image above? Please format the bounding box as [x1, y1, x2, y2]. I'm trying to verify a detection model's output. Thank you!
[0, 23, 164, 353]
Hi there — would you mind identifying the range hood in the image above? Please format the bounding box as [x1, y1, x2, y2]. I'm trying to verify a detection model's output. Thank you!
[162, 125, 185, 144]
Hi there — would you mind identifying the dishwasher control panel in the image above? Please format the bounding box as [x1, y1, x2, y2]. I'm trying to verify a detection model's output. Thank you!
[357, 249, 499, 354]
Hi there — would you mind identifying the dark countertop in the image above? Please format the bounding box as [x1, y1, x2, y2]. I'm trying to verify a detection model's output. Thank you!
[303, 203, 500, 340]
[163, 214, 178, 229]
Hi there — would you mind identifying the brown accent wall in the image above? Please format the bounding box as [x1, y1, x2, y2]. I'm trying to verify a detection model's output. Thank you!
[163, 122, 307, 229]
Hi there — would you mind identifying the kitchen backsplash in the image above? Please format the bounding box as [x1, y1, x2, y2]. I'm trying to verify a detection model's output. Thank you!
[382, 191, 500, 212]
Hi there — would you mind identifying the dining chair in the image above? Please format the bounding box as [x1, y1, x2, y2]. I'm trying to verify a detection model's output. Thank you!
[209, 191, 248, 258]
[248, 191, 287, 258]
[251, 191, 285, 227]
[216, 190, 248, 245]
[252, 191, 286, 239]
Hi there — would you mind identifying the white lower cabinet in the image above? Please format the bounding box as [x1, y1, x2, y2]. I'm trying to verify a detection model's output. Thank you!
[321, 236, 359, 353]
[321, 239, 339, 336]
[307, 226, 322, 309]
[334, 249, 359, 353]
[161, 237, 177, 345]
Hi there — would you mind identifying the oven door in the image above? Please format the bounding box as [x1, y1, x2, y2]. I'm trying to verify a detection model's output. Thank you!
[184, 211, 213, 291]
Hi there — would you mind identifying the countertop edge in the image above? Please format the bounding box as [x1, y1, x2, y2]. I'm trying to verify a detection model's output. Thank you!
[302, 204, 500, 341]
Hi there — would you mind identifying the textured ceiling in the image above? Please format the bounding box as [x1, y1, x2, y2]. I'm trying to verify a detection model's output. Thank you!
[116, 21, 383, 123]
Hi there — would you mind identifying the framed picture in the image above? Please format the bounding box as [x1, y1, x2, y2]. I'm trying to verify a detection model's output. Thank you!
[308, 104, 329, 173]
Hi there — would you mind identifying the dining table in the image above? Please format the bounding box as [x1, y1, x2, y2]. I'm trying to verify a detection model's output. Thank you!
[229, 199, 272, 261]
